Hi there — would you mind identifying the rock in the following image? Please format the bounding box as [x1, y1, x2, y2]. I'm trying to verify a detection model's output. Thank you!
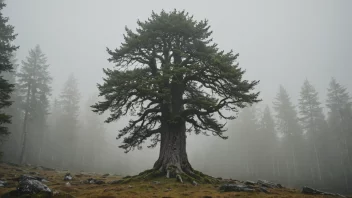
[95, 180, 105, 185]
[153, 181, 160, 185]
[164, 188, 171, 192]
[0, 180, 7, 187]
[260, 187, 270, 193]
[102, 173, 110, 177]
[19, 174, 46, 182]
[109, 180, 122, 184]
[192, 180, 198, 186]
[84, 178, 105, 185]
[302, 186, 346, 197]
[65, 182, 71, 187]
[17, 179, 51, 195]
[64, 173, 73, 181]
[29, 171, 39, 175]
[219, 184, 255, 192]
[257, 179, 280, 188]
[244, 180, 256, 186]
[128, 185, 133, 188]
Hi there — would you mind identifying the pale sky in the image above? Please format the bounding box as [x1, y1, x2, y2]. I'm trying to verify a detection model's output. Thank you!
[5, 0, 352, 104]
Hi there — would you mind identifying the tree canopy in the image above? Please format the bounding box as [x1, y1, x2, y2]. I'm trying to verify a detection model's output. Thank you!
[0, 1, 18, 143]
[92, 10, 260, 153]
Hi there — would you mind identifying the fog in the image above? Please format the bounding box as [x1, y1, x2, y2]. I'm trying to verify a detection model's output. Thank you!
[1, 0, 352, 195]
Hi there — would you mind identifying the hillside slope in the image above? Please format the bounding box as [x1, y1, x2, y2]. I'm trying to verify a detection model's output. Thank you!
[0, 162, 347, 198]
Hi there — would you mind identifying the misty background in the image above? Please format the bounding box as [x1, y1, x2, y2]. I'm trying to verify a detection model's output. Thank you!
[1, 0, 352, 195]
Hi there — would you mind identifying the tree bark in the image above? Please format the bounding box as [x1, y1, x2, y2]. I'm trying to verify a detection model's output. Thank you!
[20, 83, 31, 164]
[153, 120, 193, 176]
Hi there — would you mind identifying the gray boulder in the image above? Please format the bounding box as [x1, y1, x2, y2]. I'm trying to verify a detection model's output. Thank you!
[219, 184, 255, 192]
[17, 178, 51, 195]
[19, 174, 46, 182]
[257, 179, 282, 188]
[302, 186, 346, 197]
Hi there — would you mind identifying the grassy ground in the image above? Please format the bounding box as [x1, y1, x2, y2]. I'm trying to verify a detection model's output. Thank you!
[0, 162, 341, 198]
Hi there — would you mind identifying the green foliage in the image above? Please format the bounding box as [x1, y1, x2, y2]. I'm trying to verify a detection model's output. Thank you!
[298, 79, 325, 135]
[17, 45, 52, 121]
[0, 1, 19, 143]
[92, 10, 260, 152]
[326, 78, 352, 130]
[17, 45, 52, 163]
[273, 85, 301, 136]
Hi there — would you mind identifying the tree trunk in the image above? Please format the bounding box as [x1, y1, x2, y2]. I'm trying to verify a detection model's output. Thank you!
[20, 83, 31, 164]
[153, 121, 193, 176]
[313, 141, 322, 181]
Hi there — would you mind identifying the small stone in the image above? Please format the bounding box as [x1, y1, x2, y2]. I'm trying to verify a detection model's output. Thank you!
[164, 188, 172, 192]
[64, 173, 73, 181]
[0, 180, 7, 187]
[219, 184, 255, 192]
[95, 180, 105, 185]
[102, 173, 109, 177]
[244, 180, 256, 186]
[153, 181, 160, 185]
[65, 182, 71, 187]
[192, 180, 198, 186]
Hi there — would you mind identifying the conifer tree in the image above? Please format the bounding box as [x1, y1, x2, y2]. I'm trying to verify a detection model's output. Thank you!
[57, 74, 80, 168]
[273, 85, 302, 186]
[236, 106, 260, 179]
[258, 105, 278, 180]
[0, 0, 19, 155]
[92, 10, 260, 178]
[1, 54, 22, 161]
[298, 79, 325, 183]
[326, 78, 352, 190]
[18, 45, 52, 164]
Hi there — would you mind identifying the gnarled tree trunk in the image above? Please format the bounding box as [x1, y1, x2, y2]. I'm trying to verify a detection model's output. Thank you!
[153, 120, 193, 176]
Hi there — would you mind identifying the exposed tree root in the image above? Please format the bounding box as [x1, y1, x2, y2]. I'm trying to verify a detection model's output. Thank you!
[120, 168, 219, 185]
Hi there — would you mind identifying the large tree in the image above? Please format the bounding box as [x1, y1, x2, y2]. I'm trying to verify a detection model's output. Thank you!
[1, 53, 22, 161]
[17, 45, 52, 164]
[92, 10, 260, 178]
[0, 0, 18, 151]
